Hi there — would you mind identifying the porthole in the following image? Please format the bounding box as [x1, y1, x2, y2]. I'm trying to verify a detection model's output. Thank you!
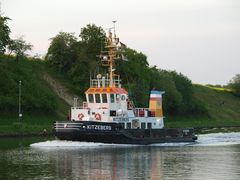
[121, 95, 125, 101]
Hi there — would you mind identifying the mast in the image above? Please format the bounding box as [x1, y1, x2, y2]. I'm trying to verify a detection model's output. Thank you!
[100, 21, 120, 88]
[108, 29, 114, 87]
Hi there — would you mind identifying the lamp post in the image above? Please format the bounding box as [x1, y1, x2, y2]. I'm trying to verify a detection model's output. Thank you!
[19, 80, 22, 123]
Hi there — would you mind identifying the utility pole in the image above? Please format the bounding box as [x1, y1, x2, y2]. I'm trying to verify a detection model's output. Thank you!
[19, 80, 22, 123]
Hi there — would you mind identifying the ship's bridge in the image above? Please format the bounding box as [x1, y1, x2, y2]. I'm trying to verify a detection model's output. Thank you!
[85, 84, 129, 119]
[70, 74, 131, 122]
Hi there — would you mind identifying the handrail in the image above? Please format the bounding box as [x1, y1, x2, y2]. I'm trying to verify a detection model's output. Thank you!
[90, 77, 121, 88]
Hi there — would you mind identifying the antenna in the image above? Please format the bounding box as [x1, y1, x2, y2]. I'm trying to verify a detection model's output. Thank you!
[112, 20, 117, 37]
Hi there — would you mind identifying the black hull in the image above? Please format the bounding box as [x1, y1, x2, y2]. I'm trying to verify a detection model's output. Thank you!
[53, 121, 197, 145]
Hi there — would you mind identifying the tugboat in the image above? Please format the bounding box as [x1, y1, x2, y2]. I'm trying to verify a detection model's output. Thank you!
[53, 23, 197, 145]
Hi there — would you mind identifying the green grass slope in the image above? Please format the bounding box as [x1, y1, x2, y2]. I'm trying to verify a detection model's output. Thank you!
[194, 85, 240, 121]
[165, 84, 240, 128]
[0, 55, 69, 135]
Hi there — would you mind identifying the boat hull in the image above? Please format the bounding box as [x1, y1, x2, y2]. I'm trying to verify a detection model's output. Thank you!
[53, 121, 197, 145]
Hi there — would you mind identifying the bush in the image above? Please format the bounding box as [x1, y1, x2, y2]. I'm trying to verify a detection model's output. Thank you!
[228, 74, 240, 97]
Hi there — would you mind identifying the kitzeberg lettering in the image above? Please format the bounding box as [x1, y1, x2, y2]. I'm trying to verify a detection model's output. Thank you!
[87, 125, 112, 130]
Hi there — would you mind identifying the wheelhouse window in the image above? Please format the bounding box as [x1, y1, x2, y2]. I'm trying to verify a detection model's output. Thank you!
[95, 94, 101, 103]
[141, 122, 146, 129]
[110, 94, 115, 103]
[147, 122, 152, 129]
[102, 94, 107, 103]
[88, 94, 94, 103]
[116, 94, 120, 102]
[127, 122, 131, 129]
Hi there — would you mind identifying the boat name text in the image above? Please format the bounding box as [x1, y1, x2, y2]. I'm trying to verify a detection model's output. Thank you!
[87, 125, 112, 130]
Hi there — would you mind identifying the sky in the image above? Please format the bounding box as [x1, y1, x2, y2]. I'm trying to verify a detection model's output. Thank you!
[2, 0, 240, 85]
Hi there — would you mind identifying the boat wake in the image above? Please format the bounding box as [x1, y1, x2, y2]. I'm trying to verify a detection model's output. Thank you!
[30, 132, 240, 149]
[152, 132, 240, 147]
[30, 140, 138, 150]
[194, 132, 240, 146]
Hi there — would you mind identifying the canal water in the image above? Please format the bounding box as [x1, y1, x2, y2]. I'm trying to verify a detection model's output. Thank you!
[1, 132, 240, 179]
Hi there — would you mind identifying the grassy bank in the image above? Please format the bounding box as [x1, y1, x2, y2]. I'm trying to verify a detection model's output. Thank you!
[165, 84, 240, 129]
[0, 113, 69, 137]
[0, 55, 69, 135]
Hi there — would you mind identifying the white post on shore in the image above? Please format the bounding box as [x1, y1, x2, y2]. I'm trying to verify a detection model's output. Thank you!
[19, 80, 22, 123]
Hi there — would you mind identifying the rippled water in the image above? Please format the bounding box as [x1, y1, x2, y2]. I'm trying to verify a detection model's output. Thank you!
[1, 132, 240, 179]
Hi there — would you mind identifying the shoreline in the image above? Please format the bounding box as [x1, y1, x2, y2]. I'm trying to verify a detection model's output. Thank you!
[0, 132, 53, 138]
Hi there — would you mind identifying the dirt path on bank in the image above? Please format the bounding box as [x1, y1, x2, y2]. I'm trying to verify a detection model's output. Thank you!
[43, 73, 81, 106]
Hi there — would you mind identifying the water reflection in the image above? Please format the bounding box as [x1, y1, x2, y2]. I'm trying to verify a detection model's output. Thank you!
[42, 145, 240, 180]
[53, 147, 163, 179]
[0, 133, 240, 179]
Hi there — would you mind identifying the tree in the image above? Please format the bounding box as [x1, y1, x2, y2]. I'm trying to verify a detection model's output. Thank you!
[116, 48, 150, 106]
[8, 36, 32, 61]
[79, 24, 106, 60]
[228, 74, 240, 97]
[0, 16, 11, 54]
[169, 71, 193, 112]
[149, 68, 183, 114]
[45, 32, 77, 72]
[45, 25, 106, 96]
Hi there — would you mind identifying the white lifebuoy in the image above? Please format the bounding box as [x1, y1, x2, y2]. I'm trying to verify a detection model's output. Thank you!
[95, 113, 101, 120]
[78, 113, 84, 120]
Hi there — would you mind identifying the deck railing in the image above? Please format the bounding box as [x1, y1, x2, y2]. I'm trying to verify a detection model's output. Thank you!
[90, 77, 121, 88]
[72, 101, 88, 109]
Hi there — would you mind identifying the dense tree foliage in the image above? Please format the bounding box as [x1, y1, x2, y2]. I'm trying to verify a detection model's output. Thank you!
[0, 15, 32, 60]
[115, 48, 150, 107]
[8, 36, 33, 61]
[46, 25, 106, 95]
[46, 32, 77, 72]
[46, 24, 207, 115]
[0, 16, 11, 54]
[228, 74, 240, 97]
[79, 24, 106, 60]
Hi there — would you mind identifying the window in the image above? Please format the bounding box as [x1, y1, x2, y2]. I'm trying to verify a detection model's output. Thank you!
[88, 94, 94, 103]
[127, 122, 131, 129]
[95, 94, 101, 103]
[110, 94, 115, 103]
[121, 95, 125, 101]
[116, 94, 120, 101]
[147, 122, 152, 129]
[141, 122, 146, 129]
[102, 94, 107, 103]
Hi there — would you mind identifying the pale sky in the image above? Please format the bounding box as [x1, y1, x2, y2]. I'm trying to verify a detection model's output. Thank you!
[2, 0, 240, 85]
